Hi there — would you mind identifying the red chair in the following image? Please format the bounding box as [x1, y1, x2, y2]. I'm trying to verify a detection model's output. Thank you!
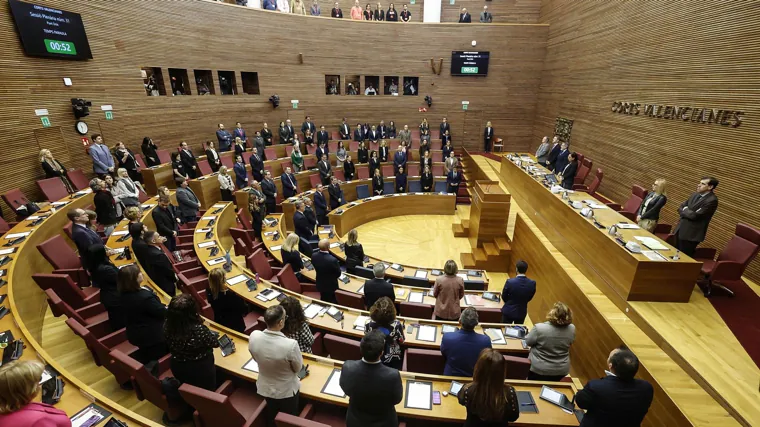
[333, 170, 345, 182]
[335, 290, 364, 309]
[476, 307, 502, 323]
[37, 234, 90, 288]
[618, 185, 648, 217]
[653, 224, 672, 241]
[389, 140, 400, 150]
[309, 174, 321, 189]
[134, 154, 147, 169]
[275, 403, 357, 427]
[330, 131, 340, 141]
[410, 130, 420, 139]
[430, 140, 442, 150]
[304, 157, 317, 170]
[241, 151, 253, 165]
[328, 141, 339, 153]
[323, 334, 361, 362]
[504, 355, 531, 380]
[221, 156, 235, 169]
[430, 130, 440, 139]
[156, 150, 171, 164]
[381, 165, 393, 177]
[285, 145, 294, 157]
[179, 381, 267, 427]
[406, 164, 419, 177]
[402, 348, 445, 375]
[573, 158, 593, 186]
[246, 249, 282, 281]
[399, 302, 434, 319]
[275, 265, 320, 300]
[574, 168, 614, 204]
[237, 208, 254, 231]
[230, 227, 260, 250]
[349, 141, 359, 152]
[198, 160, 212, 176]
[693, 223, 760, 297]
[432, 164, 444, 177]
[44, 289, 111, 338]
[2, 188, 32, 215]
[65, 318, 137, 386]
[264, 148, 277, 160]
[33, 273, 99, 309]
[357, 166, 369, 179]
[0, 217, 17, 234]
[67, 169, 91, 191]
[234, 237, 252, 258]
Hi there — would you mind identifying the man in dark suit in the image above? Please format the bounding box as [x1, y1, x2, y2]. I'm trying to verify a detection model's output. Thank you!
[440, 117, 450, 136]
[178, 141, 198, 179]
[293, 201, 313, 241]
[458, 7, 471, 22]
[501, 260, 536, 324]
[447, 168, 463, 194]
[129, 222, 150, 267]
[377, 120, 388, 139]
[340, 330, 403, 427]
[560, 152, 579, 190]
[303, 197, 317, 229]
[317, 125, 330, 146]
[363, 264, 394, 309]
[546, 136, 561, 170]
[483, 122, 494, 152]
[261, 171, 278, 214]
[68, 208, 103, 267]
[367, 126, 380, 144]
[285, 119, 296, 144]
[440, 308, 492, 377]
[392, 146, 406, 175]
[328, 177, 345, 210]
[176, 178, 201, 223]
[576, 347, 653, 427]
[554, 142, 570, 176]
[143, 230, 177, 296]
[339, 118, 351, 140]
[281, 166, 298, 198]
[311, 239, 341, 303]
[353, 124, 365, 142]
[249, 147, 264, 182]
[674, 177, 719, 259]
[301, 116, 316, 138]
[233, 155, 248, 189]
[151, 195, 180, 252]
[318, 154, 332, 185]
[313, 185, 328, 225]
[216, 123, 233, 152]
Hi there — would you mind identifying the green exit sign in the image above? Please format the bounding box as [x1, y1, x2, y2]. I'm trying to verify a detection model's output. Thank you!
[461, 67, 479, 74]
[44, 39, 77, 56]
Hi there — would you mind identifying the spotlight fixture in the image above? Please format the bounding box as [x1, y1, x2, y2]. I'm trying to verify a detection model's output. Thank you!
[424, 95, 433, 108]
[269, 94, 280, 108]
[70, 98, 92, 119]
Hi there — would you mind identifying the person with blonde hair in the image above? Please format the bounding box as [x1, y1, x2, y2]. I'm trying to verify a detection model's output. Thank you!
[431, 259, 465, 321]
[525, 302, 575, 381]
[344, 229, 365, 273]
[124, 205, 142, 223]
[218, 165, 235, 202]
[291, 0, 306, 14]
[636, 178, 668, 233]
[39, 149, 74, 193]
[281, 233, 305, 278]
[207, 268, 249, 333]
[0, 360, 70, 426]
[115, 167, 140, 208]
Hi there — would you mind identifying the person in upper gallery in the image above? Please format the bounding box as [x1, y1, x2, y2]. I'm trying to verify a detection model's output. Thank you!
[535, 136, 551, 166]
[317, 125, 330, 147]
[118, 264, 168, 364]
[218, 166, 235, 202]
[205, 141, 222, 172]
[216, 123, 233, 152]
[442, 139, 454, 161]
[277, 0, 290, 13]
[290, 144, 304, 172]
[560, 152, 579, 190]
[379, 140, 390, 162]
[291, 0, 307, 15]
[263, 0, 277, 10]
[328, 176, 345, 209]
[393, 145, 406, 175]
[207, 268, 249, 333]
[336, 141, 348, 166]
[501, 260, 536, 324]
[315, 140, 328, 162]
[91, 178, 118, 236]
[249, 146, 264, 182]
[372, 168, 384, 196]
[344, 155, 356, 180]
[89, 134, 114, 177]
[142, 137, 160, 167]
[301, 116, 316, 138]
[344, 228, 366, 273]
[363, 263, 394, 309]
[365, 297, 405, 369]
[143, 230, 179, 296]
[421, 165, 434, 192]
[293, 202, 314, 241]
[114, 142, 143, 183]
[87, 244, 125, 331]
[367, 125, 380, 145]
[386, 2, 398, 21]
[636, 179, 668, 233]
[374, 2, 384, 20]
[313, 184, 328, 225]
[431, 259, 465, 320]
[261, 170, 278, 214]
[459, 7, 472, 22]
[280, 296, 315, 353]
[318, 153, 332, 185]
[458, 348, 520, 427]
[253, 131, 266, 160]
[353, 123, 366, 142]
[350, 0, 363, 19]
[441, 307, 492, 377]
[369, 150, 381, 178]
[310, 0, 321, 15]
[233, 122, 246, 143]
[331, 1, 343, 17]
[312, 238, 341, 303]
[281, 166, 298, 199]
[171, 152, 188, 184]
[282, 233, 306, 280]
[480, 5, 493, 23]
[261, 122, 274, 146]
[248, 305, 304, 425]
[525, 302, 575, 381]
[483, 121, 494, 152]
[164, 293, 220, 391]
[39, 149, 74, 193]
[340, 330, 404, 427]
[447, 166, 463, 195]
[395, 166, 407, 193]
[234, 137, 247, 156]
[363, 2, 372, 20]
[554, 141, 570, 177]
[339, 117, 351, 140]
[233, 154, 248, 189]
[357, 141, 369, 164]
[575, 347, 654, 427]
[545, 136, 561, 170]
[364, 83, 378, 95]
[152, 194, 180, 251]
[176, 177, 201, 223]
[400, 3, 411, 22]
[249, 192, 264, 241]
[397, 124, 412, 146]
[0, 360, 72, 427]
[441, 129, 452, 147]
[440, 117, 451, 137]
[179, 141, 199, 179]
[674, 176, 719, 259]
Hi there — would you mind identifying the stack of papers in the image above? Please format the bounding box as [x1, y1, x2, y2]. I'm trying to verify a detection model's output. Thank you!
[416, 325, 437, 342]
[463, 295, 484, 306]
[642, 250, 668, 261]
[4, 231, 30, 240]
[197, 241, 216, 248]
[405, 382, 433, 410]
[195, 228, 212, 234]
[111, 230, 129, 236]
[303, 304, 324, 319]
[202, 216, 216, 220]
[633, 236, 669, 250]
[242, 358, 259, 372]
[270, 245, 282, 251]
[408, 292, 424, 303]
[456, 273, 468, 280]
[226, 275, 249, 285]
[353, 315, 370, 331]
[485, 328, 506, 344]
[414, 270, 428, 279]
[616, 223, 640, 230]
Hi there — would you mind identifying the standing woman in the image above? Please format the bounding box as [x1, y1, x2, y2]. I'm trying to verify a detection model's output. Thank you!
[336, 141, 347, 166]
[431, 259, 465, 321]
[419, 117, 430, 134]
[458, 348, 520, 427]
[291, 145, 304, 172]
[103, 174, 124, 220]
[218, 166, 235, 202]
[357, 141, 369, 164]
[281, 233, 305, 278]
[39, 149, 74, 193]
[205, 141, 222, 172]
[248, 192, 264, 241]
[234, 137, 247, 156]
[374, 3, 384, 20]
[483, 121, 494, 152]
[207, 268, 249, 333]
[141, 137, 160, 167]
[379, 140, 389, 162]
[372, 168, 384, 196]
[525, 302, 575, 381]
[344, 229, 365, 273]
[114, 142, 142, 183]
[303, 130, 315, 154]
[369, 150, 381, 177]
[91, 178, 119, 236]
[363, 3, 372, 20]
[386, 3, 397, 21]
[118, 265, 168, 364]
[87, 245, 125, 331]
[171, 152, 188, 184]
[164, 294, 220, 390]
[420, 150, 432, 172]
[365, 297, 405, 369]
[421, 165, 433, 192]
[0, 360, 71, 427]
[116, 168, 141, 209]
[278, 121, 289, 145]
[637, 179, 668, 233]
[388, 120, 397, 138]
[280, 296, 315, 353]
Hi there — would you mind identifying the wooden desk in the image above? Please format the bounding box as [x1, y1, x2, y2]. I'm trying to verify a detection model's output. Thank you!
[499, 155, 702, 302]
[141, 163, 174, 194]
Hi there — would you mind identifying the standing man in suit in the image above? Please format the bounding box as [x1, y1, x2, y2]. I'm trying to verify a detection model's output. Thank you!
[445, 151, 459, 175]
[252, 131, 266, 161]
[377, 120, 388, 139]
[261, 171, 278, 215]
[175, 177, 201, 223]
[293, 201, 313, 241]
[233, 122, 247, 142]
[553, 142, 570, 175]
[480, 5, 492, 22]
[233, 155, 248, 189]
[459, 7, 471, 22]
[312, 239, 341, 303]
[318, 154, 332, 185]
[285, 120, 296, 144]
[483, 121, 494, 152]
[440, 117, 450, 137]
[317, 125, 330, 146]
[313, 186, 328, 225]
[281, 166, 298, 198]
[353, 123, 366, 142]
[546, 136, 561, 170]
[178, 141, 198, 179]
[249, 147, 264, 182]
[501, 260, 536, 324]
[261, 122, 274, 146]
[142, 231, 178, 296]
[398, 124, 412, 146]
[440, 308, 492, 376]
[301, 116, 316, 138]
[303, 197, 317, 231]
[216, 123, 233, 152]
[392, 146, 406, 175]
[152, 195, 181, 252]
[68, 209, 104, 267]
[331, 2, 343, 17]
[674, 177, 719, 259]
[560, 152, 579, 190]
[447, 167, 463, 195]
[576, 347, 653, 427]
[535, 136, 551, 165]
[340, 330, 403, 427]
[367, 125, 380, 145]
[89, 134, 114, 177]
[328, 177, 345, 210]
[363, 263, 394, 309]
[339, 118, 351, 140]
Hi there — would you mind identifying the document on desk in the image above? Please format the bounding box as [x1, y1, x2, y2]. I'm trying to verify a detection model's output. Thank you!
[416, 325, 437, 342]
[270, 245, 282, 251]
[329, 242, 341, 248]
[408, 291, 424, 303]
[414, 270, 428, 279]
[226, 274, 249, 285]
[616, 223, 640, 230]
[464, 294, 484, 306]
[212, 203, 227, 208]
[206, 257, 226, 266]
[303, 303, 323, 319]
[633, 236, 669, 250]
[202, 216, 216, 220]
[356, 285, 364, 294]
[318, 229, 332, 234]
[642, 250, 668, 261]
[4, 231, 31, 239]
[405, 381, 433, 410]
[0, 248, 15, 255]
[456, 273, 468, 280]
[321, 369, 346, 398]
[111, 230, 129, 236]
[395, 288, 406, 297]
[242, 358, 259, 373]
[353, 315, 370, 331]
[195, 228, 212, 234]
[197, 241, 216, 248]
[485, 328, 507, 344]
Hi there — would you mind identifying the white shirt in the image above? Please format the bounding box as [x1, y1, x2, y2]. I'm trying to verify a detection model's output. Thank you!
[218, 173, 234, 191]
[277, 0, 290, 12]
[249, 329, 303, 399]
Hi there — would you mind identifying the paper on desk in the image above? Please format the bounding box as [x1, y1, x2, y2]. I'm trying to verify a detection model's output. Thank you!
[264, 231, 276, 236]
[485, 328, 506, 344]
[329, 242, 341, 248]
[195, 228, 212, 233]
[212, 204, 227, 208]
[0, 248, 15, 255]
[27, 216, 40, 220]
[226, 275, 248, 285]
[202, 216, 216, 220]
[391, 263, 401, 269]
[395, 288, 406, 297]
[198, 241, 216, 248]
[417, 325, 437, 342]
[141, 204, 156, 209]
[633, 236, 669, 250]
[270, 245, 282, 251]
[111, 230, 129, 236]
[353, 315, 370, 330]
[464, 295, 484, 306]
[586, 202, 608, 209]
[207, 257, 226, 265]
[616, 223, 640, 229]
[642, 250, 668, 261]
[304, 304, 323, 319]
[356, 285, 364, 294]
[242, 358, 259, 372]
[50, 201, 68, 206]
[4, 231, 30, 239]
[322, 370, 346, 397]
[318, 229, 332, 234]
[111, 247, 125, 254]
[456, 273, 468, 280]
[408, 292, 424, 303]
[406, 382, 433, 409]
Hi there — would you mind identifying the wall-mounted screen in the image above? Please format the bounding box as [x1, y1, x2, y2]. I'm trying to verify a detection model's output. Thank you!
[451, 51, 489, 76]
[8, 0, 92, 60]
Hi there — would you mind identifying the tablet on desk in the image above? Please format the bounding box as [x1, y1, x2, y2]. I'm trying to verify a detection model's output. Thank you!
[449, 381, 464, 397]
[539, 385, 575, 412]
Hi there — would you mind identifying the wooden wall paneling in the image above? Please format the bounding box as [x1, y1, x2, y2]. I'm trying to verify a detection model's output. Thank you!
[532, 0, 760, 282]
[440, 0, 541, 23]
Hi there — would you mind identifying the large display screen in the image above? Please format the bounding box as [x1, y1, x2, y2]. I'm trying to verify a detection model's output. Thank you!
[450, 51, 489, 76]
[8, 0, 92, 60]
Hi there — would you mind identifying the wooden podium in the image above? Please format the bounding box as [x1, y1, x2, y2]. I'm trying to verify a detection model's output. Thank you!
[454, 180, 512, 271]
